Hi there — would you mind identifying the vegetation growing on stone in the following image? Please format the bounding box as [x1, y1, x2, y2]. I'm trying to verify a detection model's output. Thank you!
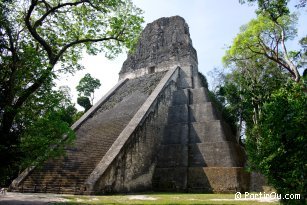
[76, 73, 101, 111]
[198, 72, 238, 136]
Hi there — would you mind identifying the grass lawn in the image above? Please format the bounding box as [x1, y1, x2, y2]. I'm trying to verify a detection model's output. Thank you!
[55, 193, 281, 205]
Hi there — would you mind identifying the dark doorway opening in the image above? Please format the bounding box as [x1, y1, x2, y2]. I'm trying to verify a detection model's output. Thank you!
[149, 66, 155, 74]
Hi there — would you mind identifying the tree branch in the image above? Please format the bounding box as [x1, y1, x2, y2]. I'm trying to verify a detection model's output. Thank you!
[276, 23, 300, 81]
[13, 68, 52, 109]
[25, 0, 54, 61]
[55, 36, 123, 62]
[13, 36, 122, 109]
[33, 0, 86, 29]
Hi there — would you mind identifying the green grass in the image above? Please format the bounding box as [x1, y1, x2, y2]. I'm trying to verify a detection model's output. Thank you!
[55, 193, 281, 205]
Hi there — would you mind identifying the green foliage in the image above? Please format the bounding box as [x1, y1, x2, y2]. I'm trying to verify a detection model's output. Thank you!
[73, 111, 85, 122]
[208, 90, 238, 135]
[0, 0, 143, 185]
[17, 85, 77, 165]
[246, 82, 306, 204]
[224, 10, 300, 81]
[224, 2, 306, 202]
[298, 36, 307, 69]
[0, 81, 77, 185]
[20, 110, 75, 170]
[198, 71, 209, 88]
[77, 96, 92, 112]
[76, 73, 101, 104]
[240, 0, 290, 20]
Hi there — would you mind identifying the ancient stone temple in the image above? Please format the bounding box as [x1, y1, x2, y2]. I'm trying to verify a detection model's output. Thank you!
[10, 16, 253, 194]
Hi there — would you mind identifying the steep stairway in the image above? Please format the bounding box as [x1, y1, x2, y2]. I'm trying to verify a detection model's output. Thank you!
[153, 76, 248, 193]
[16, 72, 165, 194]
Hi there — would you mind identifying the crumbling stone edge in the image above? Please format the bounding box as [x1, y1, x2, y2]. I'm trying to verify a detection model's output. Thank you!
[84, 67, 180, 194]
[9, 166, 35, 191]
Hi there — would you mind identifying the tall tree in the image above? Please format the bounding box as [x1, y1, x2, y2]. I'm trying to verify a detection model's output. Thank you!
[246, 82, 306, 204]
[224, 13, 301, 82]
[221, 54, 287, 141]
[240, 0, 290, 19]
[224, 1, 307, 203]
[0, 0, 143, 185]
[76, 73, 101, 105]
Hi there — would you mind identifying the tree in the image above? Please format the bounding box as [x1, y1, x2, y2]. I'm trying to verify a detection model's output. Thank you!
[0, 0, 143, 185]
[224, 13, 301, 82]
[20, 106, 76, 172]
[296, 0, 307, 7]
[298, 36, 307, 70]
[77, 96, 92, 112]
[239, 0, 290, 19]
[246, 82, 306, 204]
[0, 81, 76, 185]
[224, 2, 307, 204]
[76, 73, 101, 105]
[218, 54, 287, 143]
[1, 0, 143, 137]
[240, 0, 306, 10]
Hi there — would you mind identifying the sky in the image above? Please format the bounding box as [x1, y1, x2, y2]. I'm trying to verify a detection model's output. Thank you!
[56, 0, 306, 108]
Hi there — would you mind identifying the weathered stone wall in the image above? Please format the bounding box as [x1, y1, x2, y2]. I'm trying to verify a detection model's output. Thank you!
[92, 76, 178, 194]
[119, 16, 198, 81]
[188, 167, 250, 193]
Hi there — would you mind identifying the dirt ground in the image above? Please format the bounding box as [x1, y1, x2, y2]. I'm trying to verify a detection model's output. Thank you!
[0, 192, 68, 205]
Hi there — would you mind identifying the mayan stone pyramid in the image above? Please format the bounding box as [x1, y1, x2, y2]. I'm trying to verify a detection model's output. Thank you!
[10, 16, 253, 194]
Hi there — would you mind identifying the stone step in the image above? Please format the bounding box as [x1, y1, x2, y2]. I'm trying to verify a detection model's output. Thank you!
[167, 102, 222, 125]
[162, 123, 189, 144]
[157, 141, 245, 168]
[156, 144, 188, 167]
[189, 103, 221, 122]
[166, 105, 189, 124]
[20, 117, 131, 190]
[152, 167, 188, 192]
[178, 77, 193, 89]
[25, 172, 90, 178]
[21, 180, 85, 187]
[23, 175, 86, 183]
[189, 121, 236, 143]
[188, 142, 246, 167]
[162, 120, 236, 145]
[18, 185, 85, 194]
[171, 89, 189, 105]
[171, 87, 210, 106]
[187, 167, 250, 193]
[189, 87, 210, 104]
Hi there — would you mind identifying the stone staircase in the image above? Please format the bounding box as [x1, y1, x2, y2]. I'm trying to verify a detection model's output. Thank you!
[14, 72, 165, 194]
[19, 117, 133, 194]
[153, 78, 248, 193]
